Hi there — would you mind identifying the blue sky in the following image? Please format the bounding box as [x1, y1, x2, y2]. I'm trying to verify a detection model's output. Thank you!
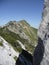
[0, 0, 44, 28]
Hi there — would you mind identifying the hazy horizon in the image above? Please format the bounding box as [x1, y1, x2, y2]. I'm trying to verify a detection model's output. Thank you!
[0, 0, 44, 28]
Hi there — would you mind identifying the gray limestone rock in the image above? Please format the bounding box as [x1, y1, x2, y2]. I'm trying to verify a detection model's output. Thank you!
[33, 0, 49, 65]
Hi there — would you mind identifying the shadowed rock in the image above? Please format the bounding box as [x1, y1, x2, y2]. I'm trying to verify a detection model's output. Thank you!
[33, 37, 44, 65]
[16, 49, 33, 65]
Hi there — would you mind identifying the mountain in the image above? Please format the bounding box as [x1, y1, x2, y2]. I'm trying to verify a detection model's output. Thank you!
[1, 0, 49, 65]
[0, 20, 37, 65]
[0, 20, 37, 53]
[5, 20, 37, 45]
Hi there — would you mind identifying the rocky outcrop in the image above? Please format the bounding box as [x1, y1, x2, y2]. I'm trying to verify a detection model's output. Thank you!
[33, 0, 49, 65]
[33, 37, 44, 65]
[0, 36, 19, 65]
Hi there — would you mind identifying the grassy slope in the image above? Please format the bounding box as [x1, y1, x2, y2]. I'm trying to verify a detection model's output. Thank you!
[0, 42, 3, 46]
[0, 28, 35, 54]
[18, 21, 38, 44]
[0, 28, 22, 52]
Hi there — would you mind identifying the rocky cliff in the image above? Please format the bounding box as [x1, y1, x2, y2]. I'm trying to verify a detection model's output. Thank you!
[33, 0, 49, 65]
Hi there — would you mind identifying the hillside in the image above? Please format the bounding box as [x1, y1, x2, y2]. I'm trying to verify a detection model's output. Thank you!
[0, 20, 37, 54]
[0, 20, 37, 53]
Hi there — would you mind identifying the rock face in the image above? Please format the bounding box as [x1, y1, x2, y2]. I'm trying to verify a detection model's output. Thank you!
[0, 36, 19, 65]
[33, 0, 49, 65]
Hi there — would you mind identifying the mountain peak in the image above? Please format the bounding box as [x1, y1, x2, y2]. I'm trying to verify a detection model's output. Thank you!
[5, 20, 30, 27]
[18, 20, 27, 23]
[18, 20, 30, 26]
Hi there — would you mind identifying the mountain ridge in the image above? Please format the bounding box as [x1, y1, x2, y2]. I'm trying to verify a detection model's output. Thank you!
[0, 20, 37, 54]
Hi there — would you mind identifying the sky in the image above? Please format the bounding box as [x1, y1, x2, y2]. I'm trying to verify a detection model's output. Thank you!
[0, 0, 44, 28]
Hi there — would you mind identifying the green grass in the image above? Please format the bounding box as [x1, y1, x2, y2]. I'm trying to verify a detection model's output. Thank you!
[31, 27, 37, 35]
[25, 43, 35, 54]
[0, 28, 22, 52]
[0, 28, 34, 53]
[0, 42, 3, 46]
[14, 56, 17, 61]
[23, 26, 37, 44]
